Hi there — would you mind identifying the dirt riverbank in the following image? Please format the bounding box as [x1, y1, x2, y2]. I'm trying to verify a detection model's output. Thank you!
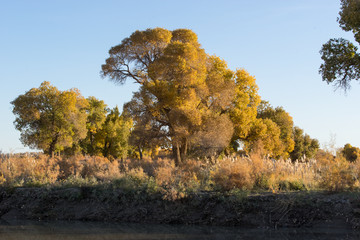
[0, 187, 359, 229]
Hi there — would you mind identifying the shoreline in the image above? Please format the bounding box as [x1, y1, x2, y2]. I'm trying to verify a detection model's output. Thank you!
[0, 187, 360, 229]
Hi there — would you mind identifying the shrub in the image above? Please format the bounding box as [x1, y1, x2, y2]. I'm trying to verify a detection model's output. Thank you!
[58, 175, 99, 187]
[0, 154, 59, 186]
[278, 179, 306, 191]
[319, 156, 356, 191]
[154, 160, 175, 187]
[211, 157, 254, 191]
[58, 155, 121, 181]
[126, 167, 148, 186]
[253, 174, 273, 190]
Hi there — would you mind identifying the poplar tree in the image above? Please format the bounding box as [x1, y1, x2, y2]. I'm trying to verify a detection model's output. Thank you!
[11, 81, 88, 156]
[102, 28, 260, 163]
[320, 0, 360, 90]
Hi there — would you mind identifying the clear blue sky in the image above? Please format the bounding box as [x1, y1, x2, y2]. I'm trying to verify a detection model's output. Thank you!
[1, 0, 359, 153]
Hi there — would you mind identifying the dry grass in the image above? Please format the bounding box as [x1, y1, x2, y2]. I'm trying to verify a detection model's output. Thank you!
[211, 156, 253, 191]
[1, 150, 360, 192]
[0, 154, 59, 186]
[57, 155, 121, 180]
[317, 155, 358, 191]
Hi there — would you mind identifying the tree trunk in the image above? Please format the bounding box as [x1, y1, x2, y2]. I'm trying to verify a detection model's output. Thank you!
[180, 138, 188, 162]
[48, 134, 59, 158]
[175, 142, 181, 166]
[103, 139, 110, 158]
[138, 145, 143, 160]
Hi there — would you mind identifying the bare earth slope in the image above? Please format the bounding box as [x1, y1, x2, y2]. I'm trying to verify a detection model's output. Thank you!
[0, 187, 360, 229]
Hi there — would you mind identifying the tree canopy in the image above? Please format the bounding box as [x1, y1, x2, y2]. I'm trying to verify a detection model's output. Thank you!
[10, 28, 321, 163]
[102, 28, 260, 164]
[341, 143, 360, 162]
[256, 101, 295, 158]
[11, 81, 88, 156]
[320, 0, 360, 91]
[289, 127, 320, 161]
[11, 84, 132, 159]
[98, 106, 132, 159]
[80, 96, 109, 156]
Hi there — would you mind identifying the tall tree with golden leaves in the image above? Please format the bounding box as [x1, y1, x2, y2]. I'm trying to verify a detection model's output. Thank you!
[256, 101, 295, 158]
[102, 28, 260, 164]
[11, 81, 88, 156]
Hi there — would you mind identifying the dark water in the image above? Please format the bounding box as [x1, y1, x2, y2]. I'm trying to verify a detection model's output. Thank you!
[0, 220, 359, 240]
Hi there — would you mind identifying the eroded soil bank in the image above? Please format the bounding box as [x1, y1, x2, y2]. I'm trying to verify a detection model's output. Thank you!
[0, 187, 360, 229]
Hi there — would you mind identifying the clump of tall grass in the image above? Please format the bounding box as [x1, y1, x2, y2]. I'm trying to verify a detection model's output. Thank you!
[0, 154, 59, 186]
[57, 155, 121, 180]
[209, 153, 317, 192]
[316, 152, 360, 191]
[0, 154, 121, 187]
[211, 156, 253, 191]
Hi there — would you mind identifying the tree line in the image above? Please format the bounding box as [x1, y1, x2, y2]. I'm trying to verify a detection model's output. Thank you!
[11, 28, 321, 163]
[11, 82, 132, 159]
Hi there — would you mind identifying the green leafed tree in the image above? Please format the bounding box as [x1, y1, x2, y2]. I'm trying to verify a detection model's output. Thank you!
[11, 81, 88, 156]
[254, 101, 295, 158]
[320, 0, 360, 91]
[98, 106, 133, 159]
[245, 118, 283, 157]
[80, 96, 109, 156]
[341, 143, 360, 162]
[289, 127, 320, 161]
